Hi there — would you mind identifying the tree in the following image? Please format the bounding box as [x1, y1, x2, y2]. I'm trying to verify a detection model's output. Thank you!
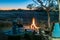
[58, 0, 60, 22]
[27, 4, 35, 10]
[32, 0, 58, 31]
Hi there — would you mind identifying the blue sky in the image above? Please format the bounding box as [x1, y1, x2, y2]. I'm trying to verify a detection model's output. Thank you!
[0, 0, 58, 10]
[0, 0, 33, 10]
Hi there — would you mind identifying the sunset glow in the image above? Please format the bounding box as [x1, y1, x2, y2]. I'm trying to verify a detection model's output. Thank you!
[0, 8, 29, 10]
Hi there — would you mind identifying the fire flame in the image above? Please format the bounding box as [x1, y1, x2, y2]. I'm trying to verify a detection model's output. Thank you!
[30, 18, 39, 30]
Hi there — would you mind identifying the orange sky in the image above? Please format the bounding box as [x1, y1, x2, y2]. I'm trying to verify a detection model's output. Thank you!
[0, 8, 29, 10]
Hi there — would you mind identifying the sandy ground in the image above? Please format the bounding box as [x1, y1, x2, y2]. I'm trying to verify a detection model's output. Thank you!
[52, 38, 60, 40]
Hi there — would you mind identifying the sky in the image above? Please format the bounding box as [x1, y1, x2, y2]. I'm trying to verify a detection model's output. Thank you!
[0, 0, 34, 10]
[0, 0, 58, 10]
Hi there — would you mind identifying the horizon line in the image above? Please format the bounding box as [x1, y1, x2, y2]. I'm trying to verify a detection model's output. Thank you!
[0, 8, 30, 10]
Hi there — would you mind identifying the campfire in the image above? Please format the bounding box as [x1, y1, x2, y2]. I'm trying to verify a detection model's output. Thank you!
[24, 18, 40, 32]
[30, 18, 39, 31]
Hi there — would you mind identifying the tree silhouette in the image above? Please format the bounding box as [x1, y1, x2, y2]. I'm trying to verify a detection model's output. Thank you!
[32, 0, 58, 31]
[27, 4, 35, 10]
